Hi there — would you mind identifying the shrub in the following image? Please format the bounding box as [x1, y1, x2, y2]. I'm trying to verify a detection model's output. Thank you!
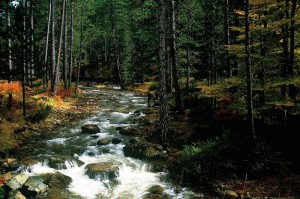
[0, 187, 5, 199]
[28, 105, 52, 122]
[149, 82, 159, 91]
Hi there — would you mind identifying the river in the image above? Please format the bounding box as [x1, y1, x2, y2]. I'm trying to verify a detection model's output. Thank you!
[14, 87, 201, 199]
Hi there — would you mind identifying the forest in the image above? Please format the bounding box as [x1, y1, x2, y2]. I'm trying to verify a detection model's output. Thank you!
[0, 0, 300, 198]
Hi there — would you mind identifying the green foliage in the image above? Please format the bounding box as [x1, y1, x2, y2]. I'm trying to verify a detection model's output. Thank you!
[0, 187, 5, 199]
[149, 82, 159, 91]
[181, 145, 202, 159]
[28, 105, 52, 123]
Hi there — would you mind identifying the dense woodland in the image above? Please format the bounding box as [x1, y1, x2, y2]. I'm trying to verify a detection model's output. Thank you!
[0, 0, 300, 198]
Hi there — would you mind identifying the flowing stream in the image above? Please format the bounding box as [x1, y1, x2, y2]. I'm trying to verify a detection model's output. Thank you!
[15, 87, 201, 199]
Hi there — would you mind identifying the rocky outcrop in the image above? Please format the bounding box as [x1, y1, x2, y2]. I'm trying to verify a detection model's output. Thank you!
[143, 185, 172, 199]
[118, 127, 137, 136]
[48, 156, 84, 170]
[5, 174, 29, 191]
[85, 162, 120, 180]
[48, 172, 72, 189]
[97, 138, 111, 146]
[81, 124, 100, 134]
[112, 138, 122, 144]
[1, 158, 19, 171]
[123, 139, 163, 159]
[21, 176, 48, 197]
[8, 191, 26, 199]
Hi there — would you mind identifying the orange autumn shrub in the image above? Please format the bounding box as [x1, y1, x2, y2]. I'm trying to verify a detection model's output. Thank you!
[0, 82, 22, 96]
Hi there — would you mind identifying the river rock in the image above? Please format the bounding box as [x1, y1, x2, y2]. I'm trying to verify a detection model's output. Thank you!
[123, 140, 163, 159]
[143, 185, 171, 199]
[97, 138, 111, 146]
[2, 158, 19, 171]
[85, 162, 120, 180]
[48, 172, 72, 189]
[8, 190, 26, 199]
[81, 124, 100, 134]
[118, 127, 137, 136]
[48, 156, 84, 170]
[5, 174, 29, 191]
[147, 185, 164, 194]
[224, 190, 238, 199]
[21, 176, 48, 197]
[112, 138, 122, 144]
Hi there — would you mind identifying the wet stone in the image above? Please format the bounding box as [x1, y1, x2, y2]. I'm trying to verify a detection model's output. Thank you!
[81, 124, 100, 134]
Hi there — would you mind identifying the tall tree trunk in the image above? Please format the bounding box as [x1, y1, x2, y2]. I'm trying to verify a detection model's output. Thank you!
[158, 0, 168, 146]
[54, 0, 66, 95]
[22, 0, 27, 117]
[282, 0, 290, 77]
[29, 0, 34, 87]
[289, 0, 296, 76]
[63, 0, 68, 89]
[6, 0, 12, 109]
[75, 21, 83, 95]
[170, 0, 183, 114]
[68, 0, 74, 89]
[224, 0, 232, 77]
[186, 34, 191, 92]
[44, 0, 51, 87]
[245, 0, 255, 139]
[112, 30, 125, 90]
[50, 0, 56, 94]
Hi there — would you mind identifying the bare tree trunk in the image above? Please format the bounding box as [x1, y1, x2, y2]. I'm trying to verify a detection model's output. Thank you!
[170, 0, 183, 114]
[112, 30, 125, 89]
[224, 0, 232, 77]
[68, 0, 74, 89]
[50, 0, 56, 94]
[22, 0, 27, 117]
[44, 0, 51, 87]
[54, 0, 66, 95]
[63, 0, 68, 89]
[186, 34, 191, 91]
[6, 0, 13, 109]
[158, 0, 168, 146]
[29, 0, 34, 87]
[289, 0, 296, 76]
[75, 20, 83, 95]
[245, 0, 255, 140]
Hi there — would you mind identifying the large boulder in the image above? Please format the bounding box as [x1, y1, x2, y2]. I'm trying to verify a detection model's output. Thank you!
[47, 172, 72, 189]
[48, 156, 84, 170]
[123, 140, 163, 160]
[8, 191, 26, 199]
[85, 162, 120, 180]
[112, 138, 122, 144]
[5, 174, 29, 191]
[143, 185, 172, 199]
[2, 158, 20, 171]
[97, 138, 111, 146]
[21, 176, 48, 197]
[118, 127, 137, 136]
[81, 124, 100, 134]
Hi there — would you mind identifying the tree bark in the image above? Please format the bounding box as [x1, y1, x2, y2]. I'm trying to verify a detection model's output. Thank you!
[224, 0, 232, 77]
[289, 0, 296, 76]
[63, 0, 68, 89]
[22, 0, 27, 117]
[75, 20, 83, 95]
[157, 0, 168, 146]
[44, 0, 52, 87]
[54, 0, 66, 95]
[29, 0, 34, 87]
[68, 0, 74, 89]
[170, 0, 184, 114]
[6, 0, 13, 109]
[50, 0, 56, 94]
[245, 0, 255, 139]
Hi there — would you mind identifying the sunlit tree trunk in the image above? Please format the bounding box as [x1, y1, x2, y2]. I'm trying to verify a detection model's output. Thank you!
[22, 0, 27, 116]
[50, 0, 57, 94]
[54, 0, 66, 95]
[68, 0, 74, 89]
[245, 0, 255, 139]
[75, 20, 83, 95]
[63, 0, 68, 89]
[29, 0, 34, 87]
[6, 0, 13, 109]
[44, 0, 51, 87]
